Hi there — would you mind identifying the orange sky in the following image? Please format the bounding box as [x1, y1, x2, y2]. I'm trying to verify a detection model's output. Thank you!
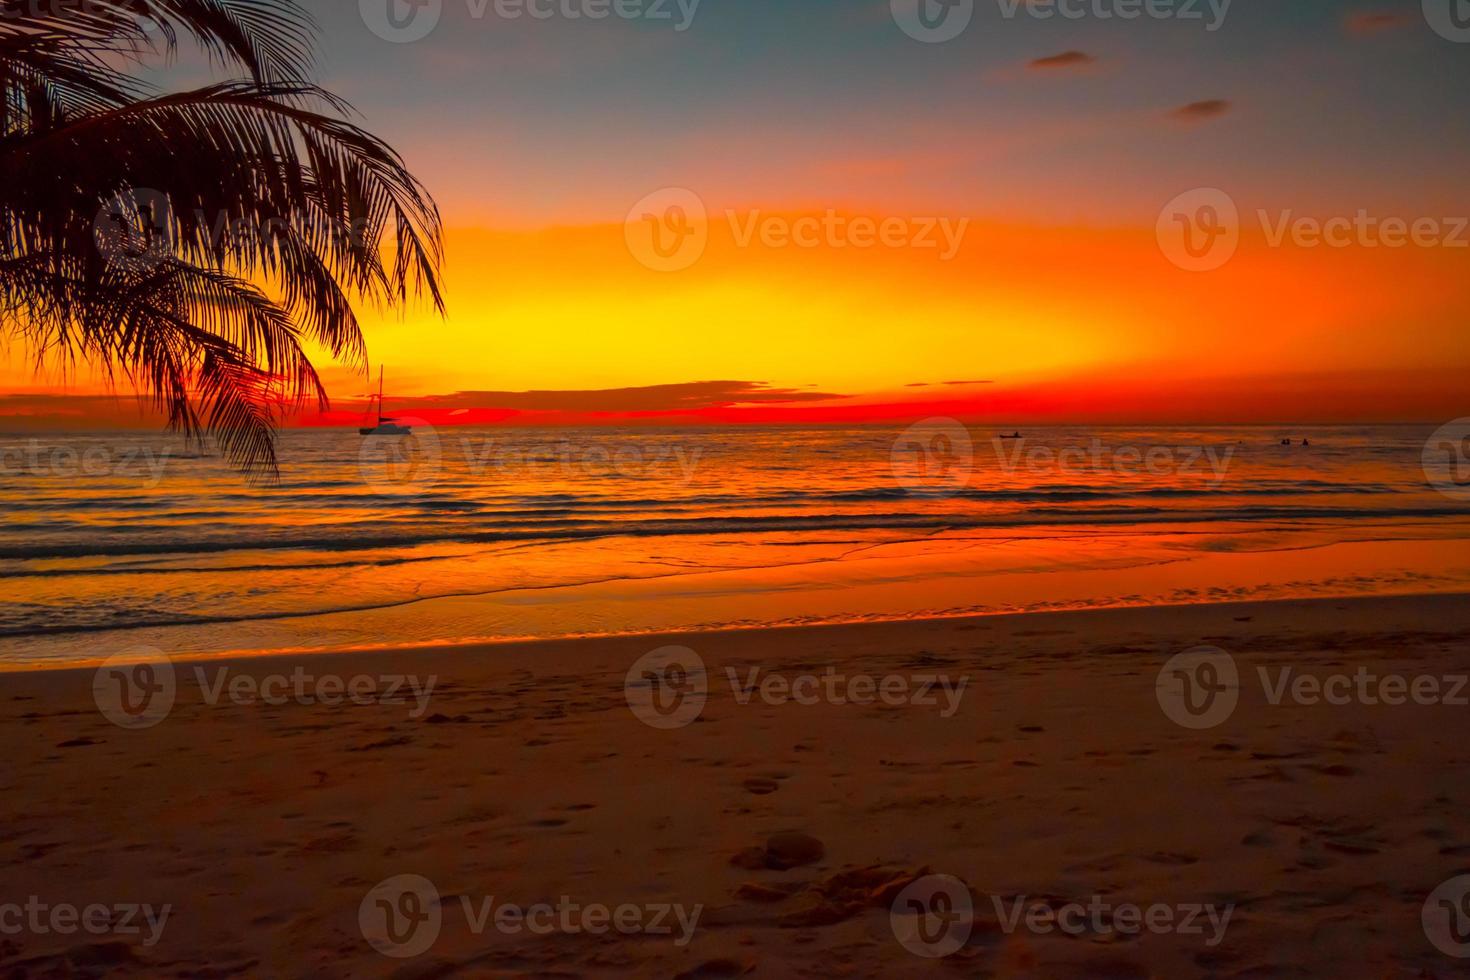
[5, 1, 1469, 428]
[6, 211, 1467, 427]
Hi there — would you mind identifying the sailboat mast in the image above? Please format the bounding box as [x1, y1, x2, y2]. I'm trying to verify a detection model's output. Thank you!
[378, 367, 385, 423]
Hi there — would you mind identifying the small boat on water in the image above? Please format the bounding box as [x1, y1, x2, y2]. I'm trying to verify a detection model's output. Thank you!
[999, 432, 1022, 440]
[359, 368, 412, 436]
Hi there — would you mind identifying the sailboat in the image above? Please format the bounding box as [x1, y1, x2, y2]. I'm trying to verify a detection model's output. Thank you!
[359, 367, 413, 436]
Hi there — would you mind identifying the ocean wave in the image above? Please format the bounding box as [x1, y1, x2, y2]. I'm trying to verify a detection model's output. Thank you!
[2, 502, 1466, 563]
[0, 479, 1407, 514]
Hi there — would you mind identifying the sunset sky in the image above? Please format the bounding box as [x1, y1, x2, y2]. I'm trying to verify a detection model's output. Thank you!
[4, 0, 1468, 426]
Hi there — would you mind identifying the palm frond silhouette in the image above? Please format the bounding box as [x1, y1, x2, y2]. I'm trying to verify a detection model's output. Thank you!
[1, 0, 444, 479]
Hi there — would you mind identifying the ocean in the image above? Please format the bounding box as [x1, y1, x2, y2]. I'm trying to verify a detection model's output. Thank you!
[3, 422, 1469, 666]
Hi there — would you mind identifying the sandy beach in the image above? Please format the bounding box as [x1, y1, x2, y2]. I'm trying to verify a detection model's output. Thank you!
[6, 1, 1470, 978]
[4, 592, 1470, 978]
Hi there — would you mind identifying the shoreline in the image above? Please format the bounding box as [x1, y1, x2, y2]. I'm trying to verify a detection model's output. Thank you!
[12, 588, 1469, 676]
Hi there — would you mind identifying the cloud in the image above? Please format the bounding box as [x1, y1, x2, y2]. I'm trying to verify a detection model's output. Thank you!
[1344, 11, 1416, 34]
[0, 382, 853, 430]
[410, 381, 846, 413]
[1027, 50, 1096, 71]
[1170, 99, 1231, 123]
[904, 380, 992, 388]
[0, 393, 165, 430]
